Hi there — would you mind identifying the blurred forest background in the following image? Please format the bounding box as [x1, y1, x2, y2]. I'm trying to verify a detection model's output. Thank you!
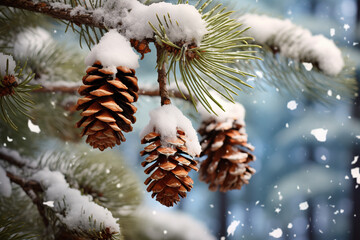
[1, 0, 360, 239]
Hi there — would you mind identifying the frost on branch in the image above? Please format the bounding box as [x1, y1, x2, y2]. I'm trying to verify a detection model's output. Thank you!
[240, 14, 344, 76]
[31, 168, 120, 235]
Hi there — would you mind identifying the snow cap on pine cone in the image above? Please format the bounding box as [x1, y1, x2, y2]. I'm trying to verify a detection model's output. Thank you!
[85, 29, 139, 73]
[198, 90, 246, 126]
[140, 104, 201, 157]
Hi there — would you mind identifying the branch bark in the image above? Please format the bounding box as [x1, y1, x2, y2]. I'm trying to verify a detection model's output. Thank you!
[0, 0, 106, 29]
[156, 44, 171, 105]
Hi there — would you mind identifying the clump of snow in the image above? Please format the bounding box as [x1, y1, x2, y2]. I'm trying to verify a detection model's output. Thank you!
[198, 91, 246, 125]
[0, 165, 11, 197]
[299, 201, 309, 210]
[0, 53, 16, 76]
[93, 0, 207, 45]
[31, 168, 120, 234]
[13, 27, 53, 58]
[134, 206, 216, 240]
[269, 228, 283, 238]
[287, 100, 298, 110]
[227, 220, 240, 236]
[28, 120, 41, 134]
[85, 29, 139, 71]
[140, 104, 201, 156]
[310, 128, 328, 142]
[239, 14, 344, 76]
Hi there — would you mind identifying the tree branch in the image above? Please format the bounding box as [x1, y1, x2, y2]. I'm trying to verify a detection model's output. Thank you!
[156, 44, 171, 105]
[0, 0, 106, 29]
[34, 85, 191, 100]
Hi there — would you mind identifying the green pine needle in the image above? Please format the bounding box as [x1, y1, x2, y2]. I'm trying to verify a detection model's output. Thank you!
[235, 46, 358, 103]
[0, 60, 39, 130]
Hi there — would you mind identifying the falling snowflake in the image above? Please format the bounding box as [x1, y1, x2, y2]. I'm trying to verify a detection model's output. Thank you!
[299, 201, 309, 210]
[227, 220, 240, 236]
[287, 100, 298, 110]
[28, 120, 41, 133]
[311, 128, 328, 142]
[43, 201, 54, 207]
[330, 28, 335, 37]
[269, 228, 283, 238]
[352, 156, 359, 165]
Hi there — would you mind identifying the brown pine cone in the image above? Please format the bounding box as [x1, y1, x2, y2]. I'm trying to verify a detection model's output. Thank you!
[76, 61, 138, 151]
[198, 119, 256, 192]
[130, 39, 151, 60]
[0, 75, 17, 97]
[140, 129, 199, 207]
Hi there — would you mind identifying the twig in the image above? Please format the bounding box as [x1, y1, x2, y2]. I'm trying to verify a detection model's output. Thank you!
[156, 44, 171, 105]
[0, 0, 106, 29]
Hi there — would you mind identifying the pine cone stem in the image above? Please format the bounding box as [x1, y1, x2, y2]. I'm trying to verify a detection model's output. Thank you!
[156, 44, 171, 106]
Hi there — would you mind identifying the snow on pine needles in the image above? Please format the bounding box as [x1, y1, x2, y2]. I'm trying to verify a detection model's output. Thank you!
[240, 14, 344, 76]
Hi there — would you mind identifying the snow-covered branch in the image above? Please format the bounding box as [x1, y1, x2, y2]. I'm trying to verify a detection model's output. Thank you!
[239, 13, 344, 76]
[0, 149, 121, 237]
[0, 0, 106, 29]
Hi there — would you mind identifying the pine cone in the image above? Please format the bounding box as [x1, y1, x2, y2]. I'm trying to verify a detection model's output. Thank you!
[198, 119, 256, 192]
[76, 61, 138, 151]
[140, 129, 199, 207]
[0, 75, 17, 97]
[130, 39, 151, 60]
